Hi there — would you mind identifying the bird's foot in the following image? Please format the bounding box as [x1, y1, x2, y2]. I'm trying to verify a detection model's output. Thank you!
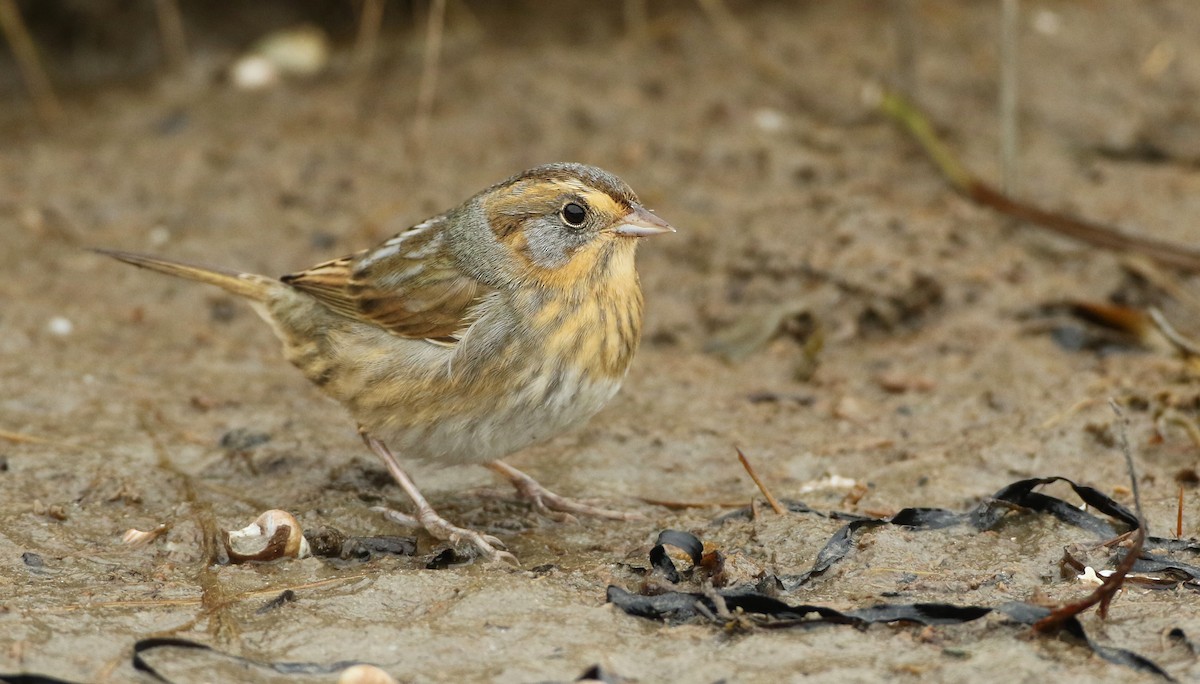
[486, 461, 644, 523]
[373, 505, 517, 565]
[360, 430, 517, 565]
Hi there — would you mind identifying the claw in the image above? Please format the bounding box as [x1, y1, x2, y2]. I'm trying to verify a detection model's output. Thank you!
[487, 461, 642, 522]
[361, 432, 519, 565]
[412, 509, 516, 564]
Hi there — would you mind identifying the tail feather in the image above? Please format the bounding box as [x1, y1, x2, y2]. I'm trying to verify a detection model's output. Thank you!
[93, 248, 274, 302]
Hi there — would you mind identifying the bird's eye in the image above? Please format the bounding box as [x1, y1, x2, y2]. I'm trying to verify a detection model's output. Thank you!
[560, 201, 587, 228]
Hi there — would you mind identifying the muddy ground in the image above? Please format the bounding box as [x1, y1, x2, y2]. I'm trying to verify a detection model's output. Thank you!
[3, 1, 1200, 682]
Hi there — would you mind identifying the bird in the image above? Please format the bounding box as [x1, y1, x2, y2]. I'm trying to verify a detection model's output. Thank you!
[96, 162, 675, 564]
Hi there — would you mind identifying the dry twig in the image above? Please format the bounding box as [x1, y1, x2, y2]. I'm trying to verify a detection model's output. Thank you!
[890, 0, 917, 98]
[999, 0, 1020, 194]
[624, 0, 649, 41]
[412, 0, 446, 145]
[1148, 307, 1200, 357]
[879, 92, 1200, 273]
[736, 448, 785, 515]
[1178, 486, 1185, 540]
[152, 0, 189, 72]
[1033, 400, 1145, 632]
[354, 0, 386, 71]
[0, 0, 63, 124]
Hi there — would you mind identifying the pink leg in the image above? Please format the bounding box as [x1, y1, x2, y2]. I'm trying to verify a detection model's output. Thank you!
[485, 461, 642, 522]
[361, 431, 517, 565]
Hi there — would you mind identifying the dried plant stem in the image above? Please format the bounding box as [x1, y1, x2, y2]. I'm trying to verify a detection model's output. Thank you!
[58, 575, 367, 613]
[891, 0, 917, 98]
[0, 428, 51, 444]
[736, 448, 785, 515]
[999, 0, 1019, 194]
[880, 91, 1200, 273]
[1148, 307, 1200, 357]
[152, 0, 189, 72]
[696, 0, 792, 87]
[0, 427, 78, 449]
[1033, 400, 1145, 632]
[0, 0, 62, 124]
[998, 0, 1017, 194]
[412, 0, 446, 145]
[354, 0, 385, 70]
[1178, 486, 1185, 539]
[624, 0, 649, 41]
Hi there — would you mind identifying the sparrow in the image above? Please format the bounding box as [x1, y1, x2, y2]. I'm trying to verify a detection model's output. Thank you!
[97, 162, 675, 564]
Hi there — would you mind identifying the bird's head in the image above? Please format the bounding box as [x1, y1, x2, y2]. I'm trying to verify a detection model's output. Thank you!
[476, 163, 674, 289]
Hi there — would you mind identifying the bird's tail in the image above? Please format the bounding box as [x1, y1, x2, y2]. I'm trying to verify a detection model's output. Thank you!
[93, 248, 275, 302]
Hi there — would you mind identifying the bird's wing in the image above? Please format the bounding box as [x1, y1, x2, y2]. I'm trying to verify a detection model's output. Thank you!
[282, 216, 492, 340]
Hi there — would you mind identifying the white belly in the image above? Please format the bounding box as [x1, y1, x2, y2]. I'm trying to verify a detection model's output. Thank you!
[385, 369, 624, 466]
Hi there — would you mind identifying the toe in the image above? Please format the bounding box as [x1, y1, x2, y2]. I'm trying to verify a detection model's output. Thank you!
[480, 534, 508, 549]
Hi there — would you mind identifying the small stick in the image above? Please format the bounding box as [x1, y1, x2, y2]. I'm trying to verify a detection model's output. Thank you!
[695, 0, 792, 88]
[354, 0, 385, 71]
[999, 0, 1020, 194]
[1148, 307, 1200, 357]
[0, 0, 63, 125]
[891, 0, 917, 98]
[1033, 400, 1145, 632]
[152, 0, 189, 72]
[0, 428, 79, 449]
[879, 91, 1200, 273]
[1178, 486, 1184, 539]
[0, 428, 53, 444]
[1158, 410, 1200, 450]
[58, 574, 368, 613]
[701, 581, 732, 621]
[412, 0, 446, 145]
[636, 497, 745, 510]
[624, 0, 648, 41]
[736, 448, 785, 515]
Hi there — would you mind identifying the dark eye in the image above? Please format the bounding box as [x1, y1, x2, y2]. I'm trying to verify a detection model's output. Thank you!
[560, 201, 587, 228]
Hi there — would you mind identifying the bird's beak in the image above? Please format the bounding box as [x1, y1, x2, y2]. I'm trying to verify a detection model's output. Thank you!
[611, 205, 676, 238]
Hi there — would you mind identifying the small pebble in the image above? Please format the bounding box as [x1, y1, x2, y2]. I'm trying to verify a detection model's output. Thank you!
[219, 427, 271, 451]
[1032, 9, 1061, 36]
[47, 316, 73, 336]
[230, 25, 331, 91]
[255, 25, 330, 76]
[752, 108, 786, 133]
[231, 56, 278, 90]
[338, 665, 398, 684]
[148, 226, 171, 246]
[255, 589, 297, 615]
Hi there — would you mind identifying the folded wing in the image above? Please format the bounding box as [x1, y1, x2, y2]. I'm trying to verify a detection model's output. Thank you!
[282, 216, 491, 341]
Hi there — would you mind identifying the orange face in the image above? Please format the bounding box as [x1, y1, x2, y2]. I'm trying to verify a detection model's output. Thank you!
[482, 175, 673, 289]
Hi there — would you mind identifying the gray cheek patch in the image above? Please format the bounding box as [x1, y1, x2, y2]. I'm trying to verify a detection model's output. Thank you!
[522, 217, 590, 270]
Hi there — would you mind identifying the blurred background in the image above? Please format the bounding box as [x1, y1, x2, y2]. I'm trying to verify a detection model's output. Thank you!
[3, 2, 1200, 681]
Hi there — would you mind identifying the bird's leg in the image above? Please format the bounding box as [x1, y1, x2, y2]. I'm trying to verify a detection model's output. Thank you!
[485, 460, 642, 522]
[360, 430, 517, 565]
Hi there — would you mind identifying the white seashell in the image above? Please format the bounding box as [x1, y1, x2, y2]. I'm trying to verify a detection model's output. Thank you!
[223, 509, 311, 563]
[253, 25, 330, 76]
[122, 524, 168, 548]
[47, 316, 73, 336]
[230, 55, 279, 91]
[752, 108, 786, 133]
[1076, 566, 1104, 586]
[338, 664, 399, 684]
[798, 474, 859, 494]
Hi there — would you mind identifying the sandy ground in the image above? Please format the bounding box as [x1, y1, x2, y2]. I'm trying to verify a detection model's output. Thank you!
[2, 1, 1200, 681]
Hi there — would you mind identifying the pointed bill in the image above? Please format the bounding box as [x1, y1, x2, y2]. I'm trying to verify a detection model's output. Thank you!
[611, 205, 676, 237]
